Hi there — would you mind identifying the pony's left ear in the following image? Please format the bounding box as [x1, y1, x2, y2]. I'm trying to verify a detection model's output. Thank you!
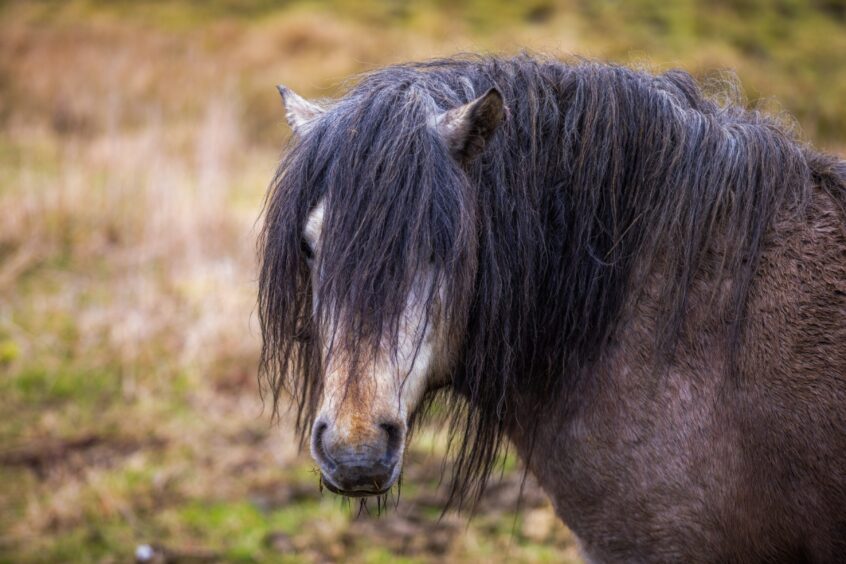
[433, 88, 505, 163]
[277, 85, 325, 135]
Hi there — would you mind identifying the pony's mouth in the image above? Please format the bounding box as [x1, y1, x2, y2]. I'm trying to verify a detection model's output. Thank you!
[321, 476, 393, 497]
[320, 464, 401, 498]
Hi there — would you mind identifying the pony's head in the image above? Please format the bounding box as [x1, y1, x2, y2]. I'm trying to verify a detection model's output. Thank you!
[259, 76, 504, 497]
[260, 55, 812, 508]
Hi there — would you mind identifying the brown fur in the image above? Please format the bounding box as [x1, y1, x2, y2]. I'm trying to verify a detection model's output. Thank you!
[260, 55, 846, 561]
[514, 175, 846, 562]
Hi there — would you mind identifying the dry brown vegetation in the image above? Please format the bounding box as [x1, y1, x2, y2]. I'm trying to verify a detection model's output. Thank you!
[1, 0, 844, 562]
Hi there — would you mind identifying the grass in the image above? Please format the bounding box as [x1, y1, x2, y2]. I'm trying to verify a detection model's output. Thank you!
[0, 0, 843, 562]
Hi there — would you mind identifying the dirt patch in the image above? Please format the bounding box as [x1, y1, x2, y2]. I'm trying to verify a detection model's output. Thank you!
[0, 433, 166, 478]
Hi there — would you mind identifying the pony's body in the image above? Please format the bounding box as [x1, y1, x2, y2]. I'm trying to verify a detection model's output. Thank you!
[260, 56, 846, 562]
[514, 180, 846, 561]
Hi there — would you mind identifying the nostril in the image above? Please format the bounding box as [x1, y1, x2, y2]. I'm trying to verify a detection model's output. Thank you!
[379, 420, 403, 463]
[379, 420, 400, 441]
[312, 420, 334, 467]
[315, 420, 328, 437]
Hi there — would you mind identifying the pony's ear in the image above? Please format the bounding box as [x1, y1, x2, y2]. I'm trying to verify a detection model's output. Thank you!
[277, 85, 325, 135]
[434, 88, 504, 163]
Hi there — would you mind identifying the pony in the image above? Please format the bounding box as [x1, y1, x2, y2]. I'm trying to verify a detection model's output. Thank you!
[258, 54, 846, 562]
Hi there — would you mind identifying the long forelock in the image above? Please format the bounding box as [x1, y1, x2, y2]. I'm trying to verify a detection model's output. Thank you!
[258, 70, 478, 440]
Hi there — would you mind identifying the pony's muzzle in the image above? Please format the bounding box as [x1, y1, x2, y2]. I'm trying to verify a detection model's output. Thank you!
[311, 418, 403, 496]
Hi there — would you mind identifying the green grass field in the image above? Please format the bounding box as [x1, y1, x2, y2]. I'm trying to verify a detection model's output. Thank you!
[1, 0, 844, 561]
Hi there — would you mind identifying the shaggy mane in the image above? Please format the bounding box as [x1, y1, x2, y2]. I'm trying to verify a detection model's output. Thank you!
[258, 54, 819, 509]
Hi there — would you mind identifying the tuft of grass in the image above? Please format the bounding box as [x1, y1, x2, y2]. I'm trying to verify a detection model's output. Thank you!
[6, 366, 119, 405]
[361, 546, 426, 564]
[0, 339, 19, 365]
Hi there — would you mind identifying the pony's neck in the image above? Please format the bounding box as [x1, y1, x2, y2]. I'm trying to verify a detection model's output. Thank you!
[454, 59, 812, 444]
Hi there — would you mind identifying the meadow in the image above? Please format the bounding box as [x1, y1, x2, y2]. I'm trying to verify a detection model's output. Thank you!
[1, 1, 844, 561]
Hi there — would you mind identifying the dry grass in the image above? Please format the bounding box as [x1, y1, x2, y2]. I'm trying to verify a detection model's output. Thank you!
[0, 0, 843, 562]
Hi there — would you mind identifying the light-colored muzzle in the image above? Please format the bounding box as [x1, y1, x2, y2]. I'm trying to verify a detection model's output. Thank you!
[303, 202, 443, 497]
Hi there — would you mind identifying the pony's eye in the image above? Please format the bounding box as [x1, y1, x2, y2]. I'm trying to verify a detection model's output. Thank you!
[301, 238, 314, 261]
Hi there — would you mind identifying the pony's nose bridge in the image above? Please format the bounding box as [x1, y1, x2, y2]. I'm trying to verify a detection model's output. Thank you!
[319, 411, 399, 461]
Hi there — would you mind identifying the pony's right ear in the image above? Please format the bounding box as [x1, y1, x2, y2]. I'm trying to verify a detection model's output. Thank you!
[433, 88, 505, 163]
[277, 85, 325, 135]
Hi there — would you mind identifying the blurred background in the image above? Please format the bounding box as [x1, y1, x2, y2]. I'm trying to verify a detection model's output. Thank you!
[1, 0, 844, 562]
